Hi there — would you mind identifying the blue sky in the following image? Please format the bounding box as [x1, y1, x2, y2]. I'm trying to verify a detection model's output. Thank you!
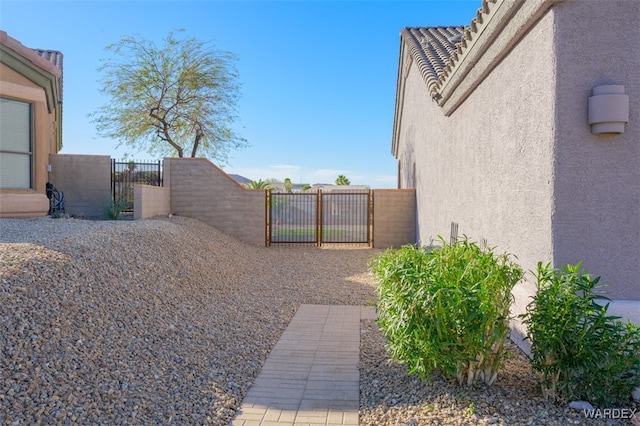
[1, 0, 479, 187]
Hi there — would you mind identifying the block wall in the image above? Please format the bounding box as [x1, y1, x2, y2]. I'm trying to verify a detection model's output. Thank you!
[372, 189, 416, 248]
[49, 154, 112, 218]
[134, 184, 170, 220]
[166, 158, 266, 246]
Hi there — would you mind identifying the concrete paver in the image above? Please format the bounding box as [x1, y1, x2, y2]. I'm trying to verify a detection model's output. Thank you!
[231, 304, 376, 426]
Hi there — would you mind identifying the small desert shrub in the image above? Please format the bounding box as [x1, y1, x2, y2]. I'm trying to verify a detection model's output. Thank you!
[371, 239, 523, 386]
[521, 262, 640, 407]
[103, 196, 128, 220]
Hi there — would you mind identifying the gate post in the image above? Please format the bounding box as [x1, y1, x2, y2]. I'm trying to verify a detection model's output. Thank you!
[368, 189, 373, 247]
[265, 190, 271, 247]
[316, 189, 322, 247]
[111, 158, 115, 202]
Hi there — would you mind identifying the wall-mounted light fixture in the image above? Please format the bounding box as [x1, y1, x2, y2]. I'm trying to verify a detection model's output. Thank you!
[588, 85, 629, 135]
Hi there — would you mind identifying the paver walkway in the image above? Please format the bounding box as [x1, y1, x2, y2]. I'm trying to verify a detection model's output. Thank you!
[231, 304, 376, 426]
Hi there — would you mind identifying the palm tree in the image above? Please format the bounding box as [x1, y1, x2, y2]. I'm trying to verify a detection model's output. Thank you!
[335, 175, 351, 185]
[245, 179, 272, 190]
[284, 177, 293, 193]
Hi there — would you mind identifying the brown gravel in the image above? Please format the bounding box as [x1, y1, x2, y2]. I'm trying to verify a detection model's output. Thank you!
[2, 216, 637, 426]
[1, 215, 378, 425]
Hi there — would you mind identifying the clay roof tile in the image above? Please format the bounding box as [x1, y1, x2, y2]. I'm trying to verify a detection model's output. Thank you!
[400, 0, 499, 102]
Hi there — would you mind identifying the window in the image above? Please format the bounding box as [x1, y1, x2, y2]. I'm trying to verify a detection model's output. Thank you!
[0, 98, 32, 189]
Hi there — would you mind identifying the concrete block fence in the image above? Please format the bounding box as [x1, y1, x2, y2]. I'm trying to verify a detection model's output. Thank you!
[47, 155, 417, 248]
[164, 158, 267, 246]
[372, 189, 416, 249]
[163, 158, 416, 248]
[49, 154, 112, 219]
[134, 184, 170, 220]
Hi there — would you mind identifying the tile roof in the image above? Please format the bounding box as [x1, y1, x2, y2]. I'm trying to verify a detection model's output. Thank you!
[400, 26, 467, 98]
[401, 0, 496, 102]
[32, 49, 64, 106]
[33, 49, 64, 72]
[0, 31, 62, 78]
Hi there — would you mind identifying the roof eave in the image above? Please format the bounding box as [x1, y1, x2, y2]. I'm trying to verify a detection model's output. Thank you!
[392, 25, 466, 157]
[392, 0, 566, 155]
[392, 34, 410, 158]
[0, 32, 62, 114]
[436, 0, 565, 116]
[0, 31, 63, 151]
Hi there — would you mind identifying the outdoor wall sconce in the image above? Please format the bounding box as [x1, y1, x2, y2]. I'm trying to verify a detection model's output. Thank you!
[588, 85, 629, 135]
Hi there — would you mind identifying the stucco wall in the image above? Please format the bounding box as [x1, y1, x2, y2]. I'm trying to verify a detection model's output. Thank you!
[398, 11, 557, 282]
[48, 154, 112, 218]
[0, 64, 56, 217]
[166, 158, 266, 246]
[552, 1, 640, 301]
[395, 2, 639, 337]
[395, 10, 561, 346]
[373, 189, 416, 248]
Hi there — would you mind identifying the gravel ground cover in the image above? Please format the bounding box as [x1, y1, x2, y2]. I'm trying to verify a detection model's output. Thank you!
[360, 320, 639, 426]
[1, 216, 377, 425]
[2, 216, 637, 425]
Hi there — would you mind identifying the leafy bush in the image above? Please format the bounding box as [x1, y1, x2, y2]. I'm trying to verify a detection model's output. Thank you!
[371, 239, 523, 386]
[521, 262, 640, 407]
[103, 196, 128, 220]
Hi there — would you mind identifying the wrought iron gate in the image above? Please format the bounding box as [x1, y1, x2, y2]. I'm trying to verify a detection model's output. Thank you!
[267, 190, 372, 246]
[111, 159, 163, 212]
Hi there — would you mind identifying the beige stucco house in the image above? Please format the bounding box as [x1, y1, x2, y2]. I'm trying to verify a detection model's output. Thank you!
[392, 0, 639, 337]
[0, 30, 63, 217]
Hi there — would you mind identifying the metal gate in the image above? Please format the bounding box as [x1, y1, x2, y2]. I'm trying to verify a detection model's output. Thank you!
[267, 190, 372, 246]
[111, 159, 163, 212]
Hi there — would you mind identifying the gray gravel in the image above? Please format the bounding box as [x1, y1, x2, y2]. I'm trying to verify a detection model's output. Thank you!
[359, 322, 640, 426]
[1, 216, 377, 425]
[2, 216, 637, 425]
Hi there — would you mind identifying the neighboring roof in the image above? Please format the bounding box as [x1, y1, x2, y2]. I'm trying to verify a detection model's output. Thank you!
[228, 174, 251, 185]
[270, 182, 312, 192]
[310, 184, 370, 192]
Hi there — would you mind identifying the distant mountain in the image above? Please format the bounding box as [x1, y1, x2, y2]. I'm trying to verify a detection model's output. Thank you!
[228, 174, 252, 185]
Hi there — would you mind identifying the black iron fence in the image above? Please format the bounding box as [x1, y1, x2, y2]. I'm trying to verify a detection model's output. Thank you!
[267, 190, 372, 246]
[111, 159, 163, 212]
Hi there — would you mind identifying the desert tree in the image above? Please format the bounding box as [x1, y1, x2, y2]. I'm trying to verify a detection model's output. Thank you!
[92, 29, 247, 161]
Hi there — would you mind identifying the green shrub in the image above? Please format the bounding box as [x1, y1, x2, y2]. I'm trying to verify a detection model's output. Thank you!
[521, 262, 640, 407]
[371, 239, 523, 386]
[103, 196, 128, 220]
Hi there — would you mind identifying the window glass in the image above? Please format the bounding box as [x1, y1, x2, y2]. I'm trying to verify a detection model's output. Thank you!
[0, 98, 32, 189]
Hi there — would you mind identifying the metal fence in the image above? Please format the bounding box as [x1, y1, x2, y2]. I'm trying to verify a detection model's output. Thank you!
[267, 190, 371, 246]
[111, 159, 163, 212]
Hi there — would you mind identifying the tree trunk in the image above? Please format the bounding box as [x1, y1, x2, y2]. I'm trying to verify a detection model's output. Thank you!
[190, 124, 203, 158]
